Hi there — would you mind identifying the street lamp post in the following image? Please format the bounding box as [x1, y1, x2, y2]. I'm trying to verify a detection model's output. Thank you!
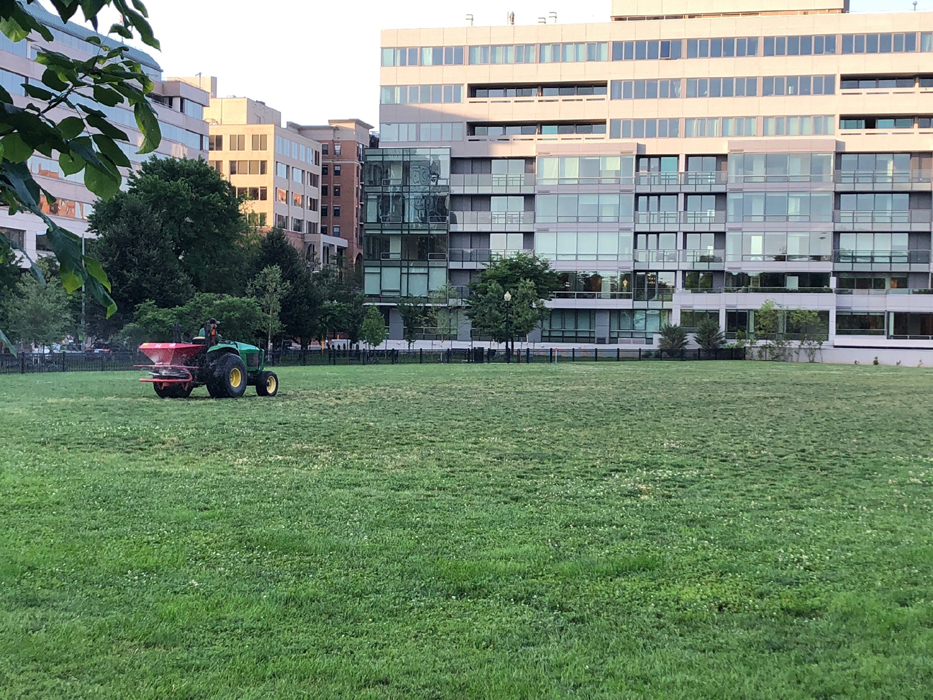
[504, 290, 512, 363]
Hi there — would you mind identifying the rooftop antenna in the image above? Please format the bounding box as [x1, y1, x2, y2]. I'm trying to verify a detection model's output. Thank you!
[466, 13, 474, 25]
[914, 1, 918, 10]
[549, 11, 558, 23]
[507, 11, 515, 25]
[538, 16, 547, 24]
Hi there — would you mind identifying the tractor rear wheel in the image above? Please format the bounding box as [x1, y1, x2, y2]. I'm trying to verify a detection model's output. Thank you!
[256, 371, 279, 397]
[208, 354, 248, 399]
[154, 383, 192, 399]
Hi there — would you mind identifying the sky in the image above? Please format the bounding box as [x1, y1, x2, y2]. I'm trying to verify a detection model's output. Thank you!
[73, 0, 928, 129]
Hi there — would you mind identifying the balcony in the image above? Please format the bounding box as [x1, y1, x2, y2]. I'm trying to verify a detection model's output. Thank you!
[449, 173, 536, 195]
[449, 211, 535, 232]
[681, 287, 833, 294]
[634, 249, 679, 270]
[680, 211, 727, 231]
[635, 172, 728, 193]
[634, 211, 680, 231]
[834, 210, 933, 231]
[835, 170, 933, 192]
[835, 287, 933, 295]
[681, 249, 725, 269]
[448, 248, 534, 269]
[832, 249, 931, 271]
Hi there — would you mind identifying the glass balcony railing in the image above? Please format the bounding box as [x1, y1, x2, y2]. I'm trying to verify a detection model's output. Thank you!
[835, 170, 933, 185]
[834, 210, 932, 225]
[833, 250, 931, 265]
[449, 211, 535, 226]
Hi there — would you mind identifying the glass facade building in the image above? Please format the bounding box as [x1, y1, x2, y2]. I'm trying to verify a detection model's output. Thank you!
[367, 0, 933, 350]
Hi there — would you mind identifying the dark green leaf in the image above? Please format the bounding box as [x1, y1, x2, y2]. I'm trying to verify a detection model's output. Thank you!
[1, 133, 33, 163]
[59, 152, 86, 176]
[84, 163, 121, 200]
[82, 254, 112, 292]
[23, 84, 54, 101]
[91, 85, 122, 108]
[0, 326, 14, 355]
[108, 23, 132, 40]
[58, 116, 86, 141]
[93, 134, 131, 168]
[84, 275, 117, 318]
[85, 113, 128, 141]
[40, 68, 69, 92]
[133, 102, 161, 154]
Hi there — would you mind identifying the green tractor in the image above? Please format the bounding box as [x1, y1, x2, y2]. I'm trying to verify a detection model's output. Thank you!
[137, 319, 279, 399]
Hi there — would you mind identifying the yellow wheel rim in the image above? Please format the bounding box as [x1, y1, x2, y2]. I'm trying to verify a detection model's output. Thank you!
[266, 375, 277, 393]
[229, 367, 243, 388]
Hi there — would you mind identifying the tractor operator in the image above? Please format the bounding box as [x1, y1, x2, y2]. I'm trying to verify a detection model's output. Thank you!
[197, 318, 221, 347]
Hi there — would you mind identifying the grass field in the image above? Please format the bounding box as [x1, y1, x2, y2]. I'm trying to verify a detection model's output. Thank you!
[1, 362, 932, 699]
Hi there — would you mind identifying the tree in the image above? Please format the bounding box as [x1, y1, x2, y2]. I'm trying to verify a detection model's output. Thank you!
[789, 308, 828, 363]
[0, 245, 21, 333]
[755, 300, 790, 361]
[468, 252, 560, 302]
[0, 1, 164, 352]
[311, 265, 365, 344]
[128, 293, 263, 345]
[396, 296, 426, 349]
[427, 283, 462, 344]
[248, 266, 290, 352]
[658, 324, 689, 355]
[89, 195, 194, 330]
[4, 259, 73, 350]
[360, 306, 387, 349]
[695, 316, 725, 351]
[91, 158, 250, 298]
[252, 229, 321, 348]
[468, 279, 543, 346]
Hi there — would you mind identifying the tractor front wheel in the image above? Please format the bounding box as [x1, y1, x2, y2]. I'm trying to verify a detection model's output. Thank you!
[207, 354, 248, 399]
[256, 371, 279, 397]
[154, 383, 192, 399]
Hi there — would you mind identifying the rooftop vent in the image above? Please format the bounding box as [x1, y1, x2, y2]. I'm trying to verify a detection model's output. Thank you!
[466, 13, 473, 26]
[549, 11, 557, 23]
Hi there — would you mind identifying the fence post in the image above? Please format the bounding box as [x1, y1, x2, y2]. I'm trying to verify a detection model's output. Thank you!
[638, 348, 642, 361]
[61, 352, 66, 372]
[681, 348, 685, 361]
[20, 353, 25, 374]
[100, 354, 105, 371]
[419, 348, 423, 364]
[526, 348, 530, 364]
[594, 348, 598, 362]
[571, 348, 575, 362]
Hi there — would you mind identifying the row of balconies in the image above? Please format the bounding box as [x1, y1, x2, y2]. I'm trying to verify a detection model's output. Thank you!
[449, 171, 933, 194]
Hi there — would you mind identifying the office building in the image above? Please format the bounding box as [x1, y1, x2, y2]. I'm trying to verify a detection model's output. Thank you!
[366, 0, 933, 353]
[0, 4, 209, 262]
[300, 119, 378, 270]
[203, 93, 335, 262]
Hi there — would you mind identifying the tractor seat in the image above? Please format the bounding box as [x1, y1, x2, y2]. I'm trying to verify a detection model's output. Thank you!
[192, 336, 206, 344]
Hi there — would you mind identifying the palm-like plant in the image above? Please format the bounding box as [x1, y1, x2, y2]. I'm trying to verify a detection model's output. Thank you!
[695, 316, 725, 350]
[658, 323, 689, 354]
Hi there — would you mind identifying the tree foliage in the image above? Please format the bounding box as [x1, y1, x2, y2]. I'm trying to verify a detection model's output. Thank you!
[395, 296, 426, 348]
[3, 258, 73, 350]
[468, 279, 543, 344]
[90, 158, 250, 299]
[248, 266, 290, 351]
[467, 252, 560, 302]
[695, 316, 725, 350]
[124, 293, 263, 345]
[360, 306, 387, 349]
[0, 0, 165, 351]
[427, 283, 462, 341]
[658, 324, 689, 354]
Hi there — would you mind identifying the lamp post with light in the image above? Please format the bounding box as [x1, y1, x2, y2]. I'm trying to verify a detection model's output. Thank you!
[503, 290, 512, 363]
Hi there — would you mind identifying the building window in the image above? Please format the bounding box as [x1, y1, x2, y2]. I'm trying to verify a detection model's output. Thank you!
[276, 188, 287, 204]
[228, 160, 267, 175]
[686, 37, 759, 58]
[334, 165, 342, 176]
[308, 197, 318, 211]
[292, 218, 303, 232]
[322, 164, 329, 176]
[762, 75, 835, 96]
[292, 192, 303, 207]
[251, 134, 268, 150]
[208, 134, 223, 151]
[611, 40, 683, 61]
[276, 162, 289, 179]
[321, 225, 329, 235]
[333, 205, 341, 218]
[209, 160, 222, 173]
[293, 168, 304, 184]
[763, 35, 837, 56]
[333, 225, 341, 236]
[322, 184, 329, 196]
[236, 186, 268, 201]
[322, 144, 329, 155]
[229, 134, 246, 151]
[841, 33, 918, 54]
[307, 221, 317, 234]
[275, 214, 287, 229]
[322, 205, 329, 217]
[334, 143, 342, 156]
[333, 185, 341, 197]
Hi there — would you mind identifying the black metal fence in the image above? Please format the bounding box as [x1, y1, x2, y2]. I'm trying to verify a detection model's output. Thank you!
[0, 346, 746, 375]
